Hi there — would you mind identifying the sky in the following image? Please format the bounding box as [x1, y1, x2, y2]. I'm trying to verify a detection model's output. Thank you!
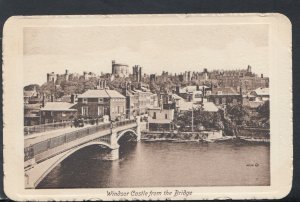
[23, 24, 269, 86]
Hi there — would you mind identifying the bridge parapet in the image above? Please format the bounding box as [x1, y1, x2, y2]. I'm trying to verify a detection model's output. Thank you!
[24, 118, 141, 188]
[25, 119, 137, 167]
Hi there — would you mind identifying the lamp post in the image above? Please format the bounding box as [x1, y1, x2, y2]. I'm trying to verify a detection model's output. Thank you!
[191, 106, 194, 132]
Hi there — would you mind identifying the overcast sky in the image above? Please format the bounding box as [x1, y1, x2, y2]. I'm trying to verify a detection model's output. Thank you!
[23, 24, 269, 86]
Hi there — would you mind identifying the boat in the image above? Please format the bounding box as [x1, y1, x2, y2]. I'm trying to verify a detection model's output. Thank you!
[202, 139, 215, 143]
[214, 136, 235, 142]
[238, 136, 270, 143]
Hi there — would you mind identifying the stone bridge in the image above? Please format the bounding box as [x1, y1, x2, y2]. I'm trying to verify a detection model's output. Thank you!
[24, 117, 143, 189]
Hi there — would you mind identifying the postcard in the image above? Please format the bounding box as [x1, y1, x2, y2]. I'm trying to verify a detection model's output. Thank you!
[3, 14, 292, 200]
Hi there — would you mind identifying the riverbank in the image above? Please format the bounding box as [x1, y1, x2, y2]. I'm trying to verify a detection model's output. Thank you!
[141, 131, 269, 144]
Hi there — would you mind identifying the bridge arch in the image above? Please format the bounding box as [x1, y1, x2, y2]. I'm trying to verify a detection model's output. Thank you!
[33, 141, 115, 188]
[116, 129, 138, 142]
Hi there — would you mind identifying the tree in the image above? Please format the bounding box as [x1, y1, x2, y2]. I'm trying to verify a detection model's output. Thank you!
[175, 106, 224, 132]
[40, 82, 56, 95]
[24, 84, 40, 91]
[226, 103, 250, 126]
[257, 100, 269, 118]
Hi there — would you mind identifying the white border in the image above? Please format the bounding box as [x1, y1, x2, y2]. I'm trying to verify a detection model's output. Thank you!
[3, 13, 292, 200]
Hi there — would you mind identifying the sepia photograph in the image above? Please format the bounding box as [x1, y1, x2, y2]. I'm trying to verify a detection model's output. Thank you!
[3, 14, 292, 200]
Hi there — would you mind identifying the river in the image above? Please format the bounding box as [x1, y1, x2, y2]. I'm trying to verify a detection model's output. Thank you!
[37, 141, 270, 188]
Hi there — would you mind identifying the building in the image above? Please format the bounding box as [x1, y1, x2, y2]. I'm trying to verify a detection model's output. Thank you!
[47, 72, 56, 83]
[24, 104, 41, 126]
[250, 87, 269, 101]
[206, 87, 242, 105]
[171, 94, 184, 111]
[83, 71, 96, 80]
[111, 60, 130, 78]
[40, 102, 77, 124]
[24, 86, 39, 104]
[147, 108, 174, 131]
[132, 65, 143, 82]
[47, 69, 83, 83]
[150, 74, 157, 82]
[122, 83, 158, 119]
[175, 85, 209, 102]
[77, 89, 126, 121]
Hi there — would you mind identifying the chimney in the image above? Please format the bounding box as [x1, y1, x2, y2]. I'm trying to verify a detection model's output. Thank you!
[51, 94, 54, 102]
[97, 80, 100, 89]
[196, 85, 200, 91]
[42, 93, 46, 107]
[202, 86, 205, 102]
[71, 94, 76, 104]
[261, 74, 263, 78]
[175, 86, 180, 95]
[104, 80, 107, 89]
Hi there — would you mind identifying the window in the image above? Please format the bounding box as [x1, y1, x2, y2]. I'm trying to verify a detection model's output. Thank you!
[217, 91, 223, 95]
[83, 98, 87, 104]
[165, 114, 168, 119]
[195, 93, 202, 98]
[97, 106, 103, 116]
[153, 112, 156, 119]
[82, 106, 88, 116]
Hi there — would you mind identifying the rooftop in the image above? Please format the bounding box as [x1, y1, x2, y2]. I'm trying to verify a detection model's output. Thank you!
[179, 85, 209, 94]
[254, 87, 269, 96]
[24, 91, 36, 97]
[41, 102, 77, 111]
[211, 87, 239, 95]
[202, 102, 219, 112]
[172, 94, 184, 100]
[78, 89, 125, 99]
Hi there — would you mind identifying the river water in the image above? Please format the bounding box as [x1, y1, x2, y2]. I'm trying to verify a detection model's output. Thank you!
[37, 141, 270, 188]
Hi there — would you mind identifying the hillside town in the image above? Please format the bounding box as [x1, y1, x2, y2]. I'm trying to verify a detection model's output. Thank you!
[24, 60, 270, 139]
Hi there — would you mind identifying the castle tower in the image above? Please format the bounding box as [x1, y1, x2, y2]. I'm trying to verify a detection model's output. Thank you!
[247, 65, 252, 73]
[65, 69, 69, 81]
[111, 60, 116, 74]
[132, 65, 143, 82]
[47, 72, 56, 83]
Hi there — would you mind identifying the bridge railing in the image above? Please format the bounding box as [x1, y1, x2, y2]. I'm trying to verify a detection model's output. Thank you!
[24, 119, 137, 162]
[24, 121, 72, 135]
[24, 118, 105, 136]
[114, 119, 136, 127]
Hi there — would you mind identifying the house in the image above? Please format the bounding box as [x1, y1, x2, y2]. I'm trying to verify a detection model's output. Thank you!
[242, 87, 269, 109]
[23, 86, 41, 104]
[40, 102, 77, 124]
[250, 87, 269, 102]
[77, 89, 126, 121]
[123, 83, 158, 119]
[206, 87, 242, 105]
[147, 108, 174, 131]
[178, 99, 219, 113]
[175, 85, 209, 102]
[24, 103, 41, 126]
[171, 94, 185, 111]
